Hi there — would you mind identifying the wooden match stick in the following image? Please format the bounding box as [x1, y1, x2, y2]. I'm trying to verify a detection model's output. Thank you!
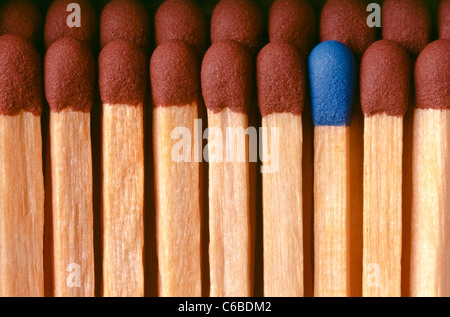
[360, 40, 411, 297]
[320, 0, 376, 297]
[440, 0, 450, 40]
[309, 40, 356, 297]
[0, 0, 42, 45]
[99, 40, 147, 297]
[211, 0, 263, 56]
[44, 37, 95, 297]
[411, 39, 450, 297]
[150, 40, 202, 297]
[382, 0, 431, 56]
[100, 0, 150, 51]
[0, 34, 44, 297]
[268, 0, 316, 296]
[201, 40, 253, 297]
[155, 0, 206, 55]
[44, 0, 97, 50]
[256, 42, 306, 297]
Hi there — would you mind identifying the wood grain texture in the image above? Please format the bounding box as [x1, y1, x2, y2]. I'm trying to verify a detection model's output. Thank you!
[153, 104, 202, 297]
[262, 113, 303, 297]
[314, 126, 351, 297]
[207, 108, 251, 297]
[102, 103, 144, 297]
[363, 114, 403, 297]
[50, 109, 94, 297]
[411, 109, 450, 297]
[0, 111, 44, 296]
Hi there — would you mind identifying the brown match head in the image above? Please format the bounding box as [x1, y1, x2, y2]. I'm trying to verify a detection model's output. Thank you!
[257, 42, 306, 117]
[155, 0, 206, 56]
[0, 34, 42, 116]
[320, 0, 376, 58]
[99, 39, 147, 105]
[382, 0, 431, 56]
[211, 0, 263, 56]
[415, 40, 450, 110]
[269, 0, 316, 57]
[100, 0, 150, 51]
[150, 40, 200, 107]
[45, 0, 97, 50]
[45, 37, 95, 112]
[201, 40, 253, 114]
[0, 0, 42, 44]
[439, 0, 450, 40]
[360, 40, 411, 117]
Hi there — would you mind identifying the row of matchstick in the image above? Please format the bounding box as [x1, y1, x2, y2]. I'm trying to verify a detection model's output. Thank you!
[0, 0, 449, 297]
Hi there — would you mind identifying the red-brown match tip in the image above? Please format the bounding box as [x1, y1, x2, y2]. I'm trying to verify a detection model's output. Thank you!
[439, 0, 450, 40]
[320, 0, 376, 58]
[269, 0, 316, 57]
[360, 40, 411, 117]
[0, 34, 42, 116]
[44, 0, 97, 50]
[0, 0, 42, 44]
[155, 0, 206, 56]
[257, 42, 306, 117]
[150, 40, 200, 107]
[45, 37, 95, 112]
[201, 40, 253, 114]
[100, 0, 150, 51]
[99, 39, 147, 106]
[382, 0, 431, 56]
[211, 0, 263, 56]
[415, 40, 450, 110]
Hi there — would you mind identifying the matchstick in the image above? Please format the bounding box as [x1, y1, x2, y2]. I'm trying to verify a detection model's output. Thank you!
[0, 34, 44, 297]
[268, 0, 316, 57]
[256, 42, 306, 297]
[320, 0, 376, 297]
[151, 40, 202, 297]
[411, 39, 450, 297]
[99, 39, 147, 297]
[44, 0, 97, 50]
[201, 40, 253, 297]
[439, 0, 450, 40]
[309, 40, 356, 297]
[360, 40, 411, 297]
[382, 0, 431, 56]
[44, 37, 95, 297]
[268, 0, 316, 296]
[0, 0, 41, 44]
[211, 0, 263, 56]
[155, 0, 206, 55]
[100, 0, 150, 51]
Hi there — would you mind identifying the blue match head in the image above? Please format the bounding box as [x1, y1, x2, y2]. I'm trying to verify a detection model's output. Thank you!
[308, 41, 357, 126]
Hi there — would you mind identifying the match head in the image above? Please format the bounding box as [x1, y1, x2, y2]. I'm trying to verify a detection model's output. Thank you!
[320, 0, 376, 58]
[268, 0, 316, 57]
[45, 0, 97, 49]
[201, 40, 253, 114]
[211, 0, 263, 55]
[155, 0, 206, 56]
[415, 40, 450, 110]
[45, 37, 95, 113]
[439, 0, 450, 40]
[257, 42, 306, 117]
[99, 39, 147, 105]
[150, 40, 200, 107]
[361, 40, 411, 117]
[100, 0, 150, 51]
[309, 41, 356, 126]
[0, 34, 42, 115]
[0, 0, 42, 44]
[382, 0, 431, 56]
